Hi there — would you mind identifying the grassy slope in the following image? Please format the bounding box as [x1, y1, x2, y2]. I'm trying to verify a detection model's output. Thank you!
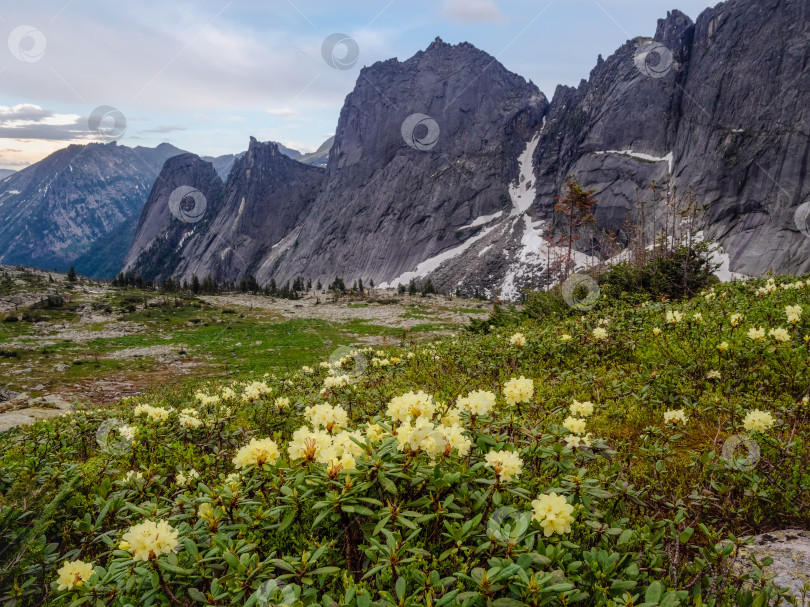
[1, 276, 809, 606]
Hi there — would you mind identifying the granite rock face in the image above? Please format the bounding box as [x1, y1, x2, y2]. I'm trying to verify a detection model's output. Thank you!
[123, 139, 324, 284]
[255, 38, 547, 286]
[523, 0, 810, 280]
[732, 529, 810, 603]
[124, 0, 810, 296]
[121, 153, 225, 282]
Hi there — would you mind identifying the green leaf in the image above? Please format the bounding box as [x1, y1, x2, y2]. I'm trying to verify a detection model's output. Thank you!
[311, 566, 341, 575]
[379, 475, 397, 493]
[646, 581, 663, 604]
[187, 588, 207, 603]
[660, 592, 681, 607]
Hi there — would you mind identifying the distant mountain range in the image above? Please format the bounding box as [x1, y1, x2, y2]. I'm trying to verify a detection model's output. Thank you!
[122, 0, 810, 296]
[0, 138, 330, 277]
[4, 0, 808, 294]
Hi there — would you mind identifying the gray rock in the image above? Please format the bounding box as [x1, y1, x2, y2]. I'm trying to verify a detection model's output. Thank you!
[259, 37, 546, 287]
[732, 529, 810, 603]
[125, 139, 324, 284]
[123, 0, 810, 296]
[122, 153, 226, 282]
[0, 388, 20, 402]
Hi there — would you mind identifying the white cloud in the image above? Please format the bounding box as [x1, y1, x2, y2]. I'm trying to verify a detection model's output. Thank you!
[0, 104, 85, 140]
[444, 0, 506, 23]
[266, 108, 298, 117]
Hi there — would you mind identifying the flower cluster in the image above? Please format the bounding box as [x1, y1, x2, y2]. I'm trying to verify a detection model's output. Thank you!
[743, 409, 775, 432]
[120, 520, 179, 561]
[509, 332, 526, 347]
[397, 416, 470, 458]
[747, 327, 765, 341]
[531, 493, 575, 537]
[387, 390, 436, 421]
[484, 450, 523, 482]
[288, 427, 363, 471]
[564, 434, 593, 448]
[768, 327, 791, 343]
[179, 408, 202, 428]
[664, 409, 687, 425]
[456, 390, 496, 417]
[563, 416, 587, 435]
[323, 374, 350, 390]
[133, 404, 171, 422]
[569, 399, 594, 417]
[176, 468, 199, 486]
[194, 391, 221, 406]
[241, 381, 271, 402]
[503, 376, 534, 406]
[304, 403, 348, 432]
[117, 424, 138, 441]
[56, 560, 95, 591]
[786, 305, 802, 324]
[233, 437, 280, 468]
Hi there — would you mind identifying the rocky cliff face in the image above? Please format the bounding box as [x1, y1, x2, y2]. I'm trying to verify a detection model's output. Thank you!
[124, 0, 809, 295]
[0, 142, 184, 277]
[123, 139, 324, 283]
[255, 38, 546, 286]
[519, 0, 810, 281]
[397, 0, 810, 296]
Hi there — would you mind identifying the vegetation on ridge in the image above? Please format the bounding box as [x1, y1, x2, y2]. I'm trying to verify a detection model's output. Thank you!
[1, 274, 809, 606]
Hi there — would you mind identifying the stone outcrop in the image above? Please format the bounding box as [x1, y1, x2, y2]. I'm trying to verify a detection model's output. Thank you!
[124, 0, 810, 297]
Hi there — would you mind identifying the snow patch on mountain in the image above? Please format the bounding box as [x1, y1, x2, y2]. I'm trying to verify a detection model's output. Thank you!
[380, 224, 501, 288]
[509, 134, 541, 217]
[594, 150, 674, 174]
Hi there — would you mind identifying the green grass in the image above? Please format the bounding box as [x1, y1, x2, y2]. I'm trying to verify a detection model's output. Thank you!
[2, 276, 808, 606]
[0, 282, 463, 396]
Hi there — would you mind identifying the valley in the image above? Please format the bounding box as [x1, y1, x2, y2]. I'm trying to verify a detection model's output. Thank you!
[0, 266, 490, 431]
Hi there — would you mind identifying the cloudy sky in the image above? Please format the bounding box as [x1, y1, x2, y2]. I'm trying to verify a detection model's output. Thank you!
[0, 0, 718, 170]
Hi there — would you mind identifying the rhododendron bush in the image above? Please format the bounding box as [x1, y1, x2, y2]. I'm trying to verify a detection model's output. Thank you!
[1, 277, 809, 606]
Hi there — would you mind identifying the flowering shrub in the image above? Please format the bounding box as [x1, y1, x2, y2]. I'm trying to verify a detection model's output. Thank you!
[1, 276, 809, 606]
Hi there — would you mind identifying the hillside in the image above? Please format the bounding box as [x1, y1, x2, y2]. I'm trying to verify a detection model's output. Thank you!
[1, 273, 808, 605]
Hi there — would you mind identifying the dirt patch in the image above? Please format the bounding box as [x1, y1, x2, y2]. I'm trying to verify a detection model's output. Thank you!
[103, 344, 187, 364]
[201, 291, 491, 329]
